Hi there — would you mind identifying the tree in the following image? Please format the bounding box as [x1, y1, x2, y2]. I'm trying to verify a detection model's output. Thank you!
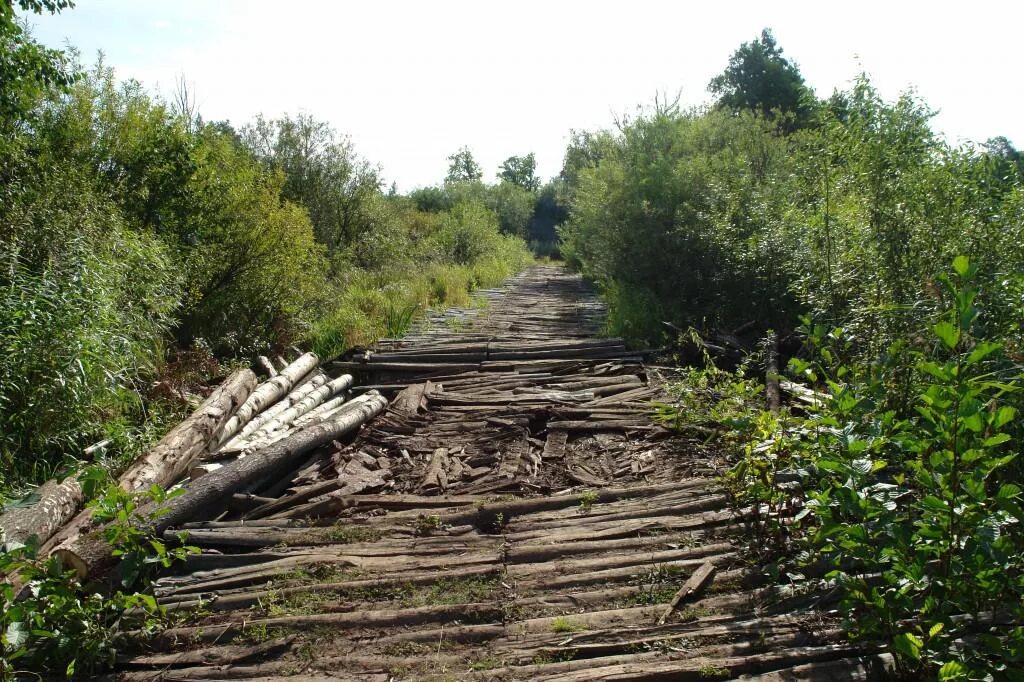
[708, 28, 811, 129]
[0, 0, 77, 132]
[488, 180, 535, 237]
[445, 146, 482, 183]
[241, 113, 381, 252]
[498, 153, 539, 191]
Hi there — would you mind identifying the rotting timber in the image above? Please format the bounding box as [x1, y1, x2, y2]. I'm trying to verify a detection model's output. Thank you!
[108, 266, 893, 681]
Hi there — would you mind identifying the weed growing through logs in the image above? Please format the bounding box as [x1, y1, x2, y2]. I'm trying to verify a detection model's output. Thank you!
[577, 490, 599, 512]
[549, 616, 584, 633]
[321, 523, 383, 544]
[415, 514, 443, 535]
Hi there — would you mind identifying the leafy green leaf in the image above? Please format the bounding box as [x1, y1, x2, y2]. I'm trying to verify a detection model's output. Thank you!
[891, 632, 922, 661]
[938, 660, 967, 680]
[5, 621, 30, 650]
[952, 255, 970, 277]
[933, 321, 960, 349]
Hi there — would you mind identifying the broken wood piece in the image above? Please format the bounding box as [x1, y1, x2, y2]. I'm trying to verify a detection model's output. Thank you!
[657, 560, 717, 624]
[255, 355, 278, 378]
[542, 430, 569, 459]
[420, 448, 450, 491]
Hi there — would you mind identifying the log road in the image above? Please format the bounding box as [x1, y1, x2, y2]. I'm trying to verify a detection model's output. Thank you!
[114, 266, 893, 681]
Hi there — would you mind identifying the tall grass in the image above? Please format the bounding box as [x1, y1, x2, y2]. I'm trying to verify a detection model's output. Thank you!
[310, 243, 532, 359]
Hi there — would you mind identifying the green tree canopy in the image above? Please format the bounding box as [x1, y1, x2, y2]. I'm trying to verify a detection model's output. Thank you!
[445, 146, 482, 183]
[241, 113, 381, 252]
[708, 28, 811, 128]
[498, 152, 539, 191]
[1, 0, 77, 132]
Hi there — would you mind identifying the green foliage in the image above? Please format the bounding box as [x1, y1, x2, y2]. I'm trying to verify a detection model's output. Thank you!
[799, 259, 1024, 677]
[0, 476, 196, 677]
[488, 180, 536, 237]
[0, 160, 179, 485]
[242, 113, 381, 252]
[708, 28, 811, 129]
[560, 105, 795, 343]
[659, 259, 1023, 678]
[498, 152, 539, 191]
[80, 468, 198, 587]
[0, 1, 77, 139]
[445, 146, 482, 183]
[562, 75, 1024, 362]
[309, 200, 531, 359]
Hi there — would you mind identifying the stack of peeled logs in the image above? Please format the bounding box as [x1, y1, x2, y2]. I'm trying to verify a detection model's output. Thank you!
[0, 352, 387, 582]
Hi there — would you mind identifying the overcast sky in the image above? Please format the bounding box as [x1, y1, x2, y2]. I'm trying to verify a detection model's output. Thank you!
[28, 0, 1023, 191]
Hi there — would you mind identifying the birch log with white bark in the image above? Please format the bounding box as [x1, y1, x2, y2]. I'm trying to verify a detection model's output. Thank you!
[0, 477, 83, 545]
[51, 393, 389, 580]
[216, 353, 318, 446]
[119, 368, 258, 492]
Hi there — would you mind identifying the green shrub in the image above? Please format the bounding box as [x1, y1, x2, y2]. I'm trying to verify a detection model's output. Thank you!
[1, 474, 197, 677]
[0, 163, 178, 486]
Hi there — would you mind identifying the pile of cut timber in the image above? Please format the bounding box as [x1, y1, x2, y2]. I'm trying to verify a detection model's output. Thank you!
[2, 352, 388, 582]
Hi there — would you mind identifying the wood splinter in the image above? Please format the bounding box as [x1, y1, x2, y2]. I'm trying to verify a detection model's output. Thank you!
[657, 560, 716, 625]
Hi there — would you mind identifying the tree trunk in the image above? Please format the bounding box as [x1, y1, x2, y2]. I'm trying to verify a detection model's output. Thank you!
[119, 368, 258, 492]
[0, 477, 83, 545]
[216, 352, 318, 446]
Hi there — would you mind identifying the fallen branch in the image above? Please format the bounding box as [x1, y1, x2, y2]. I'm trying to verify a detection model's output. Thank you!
[657, 560, 717, 624]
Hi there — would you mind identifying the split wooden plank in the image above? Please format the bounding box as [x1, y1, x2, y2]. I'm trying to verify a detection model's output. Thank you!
[420, 448, 450, 491]
[657, 560, 717, 624]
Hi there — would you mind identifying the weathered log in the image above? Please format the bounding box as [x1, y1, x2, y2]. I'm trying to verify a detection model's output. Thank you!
[330, 360, 480, 374]
[255, 355, 278, 378]
[0, 477, 82, 545]
[162, 565, 497, 614]
[216, 352, 318, 447]
[121, 635, 295, 667]
[119, 368, 258, 492]
[439, 482, 698, 528]
[546, 419, 654, 432]
[52, 393, 388, 580]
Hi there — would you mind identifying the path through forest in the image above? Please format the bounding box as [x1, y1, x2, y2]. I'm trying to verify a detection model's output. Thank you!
[115, 266, 892, 680]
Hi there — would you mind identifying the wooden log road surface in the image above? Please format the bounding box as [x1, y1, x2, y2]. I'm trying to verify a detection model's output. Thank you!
[111, 266, 892, 681]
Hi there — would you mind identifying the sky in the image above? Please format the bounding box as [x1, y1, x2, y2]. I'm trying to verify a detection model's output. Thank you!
[28, 0, 1024, 191]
